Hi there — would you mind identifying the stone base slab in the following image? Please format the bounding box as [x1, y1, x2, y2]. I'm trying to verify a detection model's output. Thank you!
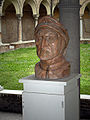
[0, 90, 90, 119]
[20, 74, 81, 120]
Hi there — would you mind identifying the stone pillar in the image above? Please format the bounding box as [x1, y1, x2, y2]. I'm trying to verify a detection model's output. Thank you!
[80, 16, 83, 40]
[0, 16, 2, 45]
[17, 15, 22, 42]
[59, 0, 80, 74]
[34, 14, 39, 27]
[20, 74, 80, 120]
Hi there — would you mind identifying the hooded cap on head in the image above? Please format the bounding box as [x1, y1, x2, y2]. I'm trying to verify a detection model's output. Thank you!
[35, 16, 69, 47]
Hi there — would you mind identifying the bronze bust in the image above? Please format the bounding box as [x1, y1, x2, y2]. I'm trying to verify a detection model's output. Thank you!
[35, 16, 70, 79]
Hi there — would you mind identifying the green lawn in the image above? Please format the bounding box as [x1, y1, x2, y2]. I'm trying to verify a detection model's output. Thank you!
[0, 44, 90, 94]
[0, 47, 39, 90]
[80, 44, 90, 95]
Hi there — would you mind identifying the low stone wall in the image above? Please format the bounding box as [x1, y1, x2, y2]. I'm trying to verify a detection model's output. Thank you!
[0, 41, 35, 53]
[0, 45, 10, 53]
[0, 92, 90, 119]
[80, 40, 90, 44]
[10, 42, 35, 49]
[0, 40, 90, 53]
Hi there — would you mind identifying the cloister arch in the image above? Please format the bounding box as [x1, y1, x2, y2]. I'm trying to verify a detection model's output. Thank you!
[38, 0, 50, 17]
[2, 2, 18, 43]
[83, 3, 90, 18]
[53, 4, 59, 21]
[80, 0, 90, 16]
[39, 0, 48, 18]
[39, 4, 47, 18]
[41, 0, 50, 15]
[82, 3, 90, 38]
[2, 0, 21, 15]
[22, 3, 34, 41]
[22, 0, 37, 16]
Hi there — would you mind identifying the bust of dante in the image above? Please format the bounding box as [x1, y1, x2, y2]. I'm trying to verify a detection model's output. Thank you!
[35, 16, 70, 79]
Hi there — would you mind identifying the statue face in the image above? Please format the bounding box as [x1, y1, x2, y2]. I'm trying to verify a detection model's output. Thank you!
[35, 28, 61, 60]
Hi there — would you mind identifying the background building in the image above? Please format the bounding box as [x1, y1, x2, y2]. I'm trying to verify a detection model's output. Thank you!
[0, 0, 90, 52]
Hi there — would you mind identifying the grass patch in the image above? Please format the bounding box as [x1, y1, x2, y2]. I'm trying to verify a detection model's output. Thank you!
[80, 44, 90, 95]
[0, 44, 90, 95]
[0, 47, 39, 90]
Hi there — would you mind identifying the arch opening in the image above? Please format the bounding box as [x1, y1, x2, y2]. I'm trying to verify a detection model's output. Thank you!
[82, 3, 90, 38]
[2, 3, 18, 43]
[84, 3, 90, 17]
[39, 3, 47, 18]
[53, 4, 59, 21]
[22, 4, 34, 41]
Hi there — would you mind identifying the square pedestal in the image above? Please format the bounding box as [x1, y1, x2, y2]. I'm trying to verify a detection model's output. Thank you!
[19, 74, 81, 120]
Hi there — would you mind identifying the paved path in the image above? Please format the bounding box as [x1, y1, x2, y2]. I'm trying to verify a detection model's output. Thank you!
[0, 112, 89, 120]
[0, 112, 22, 120]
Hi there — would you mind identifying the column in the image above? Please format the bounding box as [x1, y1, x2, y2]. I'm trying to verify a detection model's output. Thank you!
[17, 15, 22, 42]
[33, 14, 39, 27]
[0, 16, 2, 45]
[80, 16, 83, 40]
[59, 0, 80, 74]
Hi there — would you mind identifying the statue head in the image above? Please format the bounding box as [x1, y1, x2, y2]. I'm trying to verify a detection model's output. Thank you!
[35, 16, 70, 79]
[35, 16, 69, 61]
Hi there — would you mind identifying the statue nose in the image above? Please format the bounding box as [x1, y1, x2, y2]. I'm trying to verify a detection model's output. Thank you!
[41, 39, 46, 48]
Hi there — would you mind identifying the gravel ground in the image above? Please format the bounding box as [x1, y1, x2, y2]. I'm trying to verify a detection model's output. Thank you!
[0, 112, 22, 120]
[0, 112, 89, 120]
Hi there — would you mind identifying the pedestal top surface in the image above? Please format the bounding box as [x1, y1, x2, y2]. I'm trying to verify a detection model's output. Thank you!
[19, 74, 81, 86]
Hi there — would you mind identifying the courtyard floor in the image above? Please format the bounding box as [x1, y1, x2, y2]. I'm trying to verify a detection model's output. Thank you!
[0, 112, 22, 120]
[0, 111, 89, 120]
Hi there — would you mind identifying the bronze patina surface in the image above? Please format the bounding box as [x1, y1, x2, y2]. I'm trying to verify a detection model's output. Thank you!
[35, 16, 70, 79]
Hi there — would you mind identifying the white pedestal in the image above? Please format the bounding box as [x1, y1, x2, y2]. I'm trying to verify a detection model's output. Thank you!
[19, 74, 81, 120]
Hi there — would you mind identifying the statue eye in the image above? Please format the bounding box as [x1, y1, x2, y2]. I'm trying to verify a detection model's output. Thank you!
[48, 36, 55, 43]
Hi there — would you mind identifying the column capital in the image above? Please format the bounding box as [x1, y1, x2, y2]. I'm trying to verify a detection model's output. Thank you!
[33, 14, 39, 19]
[16, 14, 22, 20]
[33, 14, 39, 27]
[80, 16, 83, 20]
